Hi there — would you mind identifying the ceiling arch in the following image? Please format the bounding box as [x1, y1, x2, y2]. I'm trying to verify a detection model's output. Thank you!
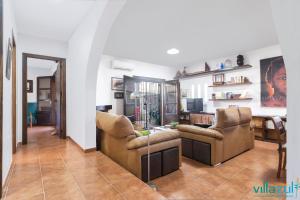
[104, 0, 278, 67]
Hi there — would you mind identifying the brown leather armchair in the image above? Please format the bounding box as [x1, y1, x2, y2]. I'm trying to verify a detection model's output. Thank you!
[176, 107, 254, 165]
[96, 111, 182, 180]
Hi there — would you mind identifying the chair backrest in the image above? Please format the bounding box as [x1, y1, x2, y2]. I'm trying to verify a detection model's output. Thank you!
[270, 116, 286, 147]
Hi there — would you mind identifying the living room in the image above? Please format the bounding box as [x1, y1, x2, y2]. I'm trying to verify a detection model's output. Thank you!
[94, 1, 287, 199]
[2, 0, 299, 199]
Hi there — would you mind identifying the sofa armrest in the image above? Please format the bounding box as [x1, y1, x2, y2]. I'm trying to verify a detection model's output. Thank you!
[127, 130, 180, 150]
[176, 125, 224, 140]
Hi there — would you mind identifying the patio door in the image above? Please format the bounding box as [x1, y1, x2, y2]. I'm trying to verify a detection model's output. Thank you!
[163, 80, 180, 125]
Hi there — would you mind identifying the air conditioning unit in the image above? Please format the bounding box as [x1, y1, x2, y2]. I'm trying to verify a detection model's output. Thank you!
[111, 60, 134, 71]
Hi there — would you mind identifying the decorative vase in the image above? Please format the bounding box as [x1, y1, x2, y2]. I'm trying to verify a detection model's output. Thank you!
[237, 55, 244, 66]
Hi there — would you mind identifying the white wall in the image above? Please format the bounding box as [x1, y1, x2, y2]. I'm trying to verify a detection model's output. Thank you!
[270, 0, 300, 196]
[96, 55, 176, 115]
[27, 67, 55, 103]
[180, 45, 286, 116]
[16, 35, 68, 143]
[67, 0, 126, 149]
[3, 0, 18, 186]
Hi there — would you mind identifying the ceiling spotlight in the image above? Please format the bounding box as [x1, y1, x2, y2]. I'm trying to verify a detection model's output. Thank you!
[167, 48, 179, 55]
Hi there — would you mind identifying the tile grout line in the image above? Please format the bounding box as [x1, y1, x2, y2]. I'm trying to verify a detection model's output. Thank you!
[94, 154, 166, 200]
[38, 151, 46, 200]
[58, 152, 87, 200]
[84, 153, 127, 200]
[2, 161, 16, 200]
[96, 168, 127, 200]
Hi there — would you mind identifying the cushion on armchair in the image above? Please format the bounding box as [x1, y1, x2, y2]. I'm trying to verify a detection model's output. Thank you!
[176, 125, 224, 140]
[96, 111, 135, 138]
[127, 130, 180, 150]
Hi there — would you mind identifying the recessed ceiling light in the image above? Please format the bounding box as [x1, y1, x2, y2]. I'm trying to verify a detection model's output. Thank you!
[167, 48, 180, 55]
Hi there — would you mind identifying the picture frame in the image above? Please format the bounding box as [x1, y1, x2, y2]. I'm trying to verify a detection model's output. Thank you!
[260, 56, 286, 107]
[114, 92, 124, 99]
[5, 38, 12, 80]
[27, 80, 33, 93]
[111, 77, 124, 91]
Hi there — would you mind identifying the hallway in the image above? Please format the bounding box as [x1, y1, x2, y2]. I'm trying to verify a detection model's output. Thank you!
[3, 127, 163, 200]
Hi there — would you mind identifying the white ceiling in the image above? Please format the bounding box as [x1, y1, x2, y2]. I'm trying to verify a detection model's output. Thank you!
[28, 58, 57, 71]
[104, 0, 278, 67]
[12, 0, 96, 42]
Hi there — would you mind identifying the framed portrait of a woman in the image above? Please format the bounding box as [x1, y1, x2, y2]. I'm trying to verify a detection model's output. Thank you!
[260, 56, 286, 107]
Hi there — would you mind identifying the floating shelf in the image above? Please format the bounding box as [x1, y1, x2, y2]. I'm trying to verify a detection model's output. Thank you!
[209, 98, 253, 101]
[208, 82, 252, 87]
[179, 65, 253, 79]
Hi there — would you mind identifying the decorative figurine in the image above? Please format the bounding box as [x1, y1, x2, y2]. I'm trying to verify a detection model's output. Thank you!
[174, 70, 182, 79]
[182, 66, 187, 75]
[205, 62, 211, 72]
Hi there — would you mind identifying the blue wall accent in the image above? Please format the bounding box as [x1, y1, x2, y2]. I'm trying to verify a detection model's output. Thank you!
[27, 103, 38, 125]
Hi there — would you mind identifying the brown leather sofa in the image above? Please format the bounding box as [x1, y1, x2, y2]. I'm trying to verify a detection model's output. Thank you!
[176, 107, 254, 166]
[96, 111, 182, 181]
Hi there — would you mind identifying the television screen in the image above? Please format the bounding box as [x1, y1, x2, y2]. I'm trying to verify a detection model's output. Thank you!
[186, 98, 203, 113]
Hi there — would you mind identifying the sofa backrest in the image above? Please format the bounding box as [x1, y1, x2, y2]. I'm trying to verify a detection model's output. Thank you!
[213, 107, 253, 161]
[214, 107, 252, 129]
[96, 111, 135, 138]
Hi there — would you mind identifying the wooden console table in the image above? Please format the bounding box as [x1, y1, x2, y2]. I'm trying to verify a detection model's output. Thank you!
[252, 115, 286, 142]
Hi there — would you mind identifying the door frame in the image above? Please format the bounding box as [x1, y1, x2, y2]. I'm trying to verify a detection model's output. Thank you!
[22, 53, 66, 144]
[0, 0, 3, 196]
[11, 33, 16, 153]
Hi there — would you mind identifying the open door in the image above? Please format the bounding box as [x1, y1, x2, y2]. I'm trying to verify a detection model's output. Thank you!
[54, 60, 66, 139]
[163, 80, 180, 125]
[55, 62, 61, 137]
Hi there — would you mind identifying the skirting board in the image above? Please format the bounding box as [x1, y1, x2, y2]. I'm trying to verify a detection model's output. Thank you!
[16, 142, 22, 149]
[67, 136, 96, 153]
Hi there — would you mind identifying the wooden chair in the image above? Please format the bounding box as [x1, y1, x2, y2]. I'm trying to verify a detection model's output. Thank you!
[270, 116, 287, 178]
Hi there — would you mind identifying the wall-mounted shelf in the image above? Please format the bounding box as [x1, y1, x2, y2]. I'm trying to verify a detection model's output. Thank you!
[208, 82, 252, 87]
[179, 65, 253, 79]
[209, 98, 253, 101]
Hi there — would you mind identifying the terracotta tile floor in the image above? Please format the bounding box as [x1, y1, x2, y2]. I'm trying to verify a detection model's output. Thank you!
[3, 127, 164, 200]
[153, 140, 286, 200]
[3, 127, 286, 200]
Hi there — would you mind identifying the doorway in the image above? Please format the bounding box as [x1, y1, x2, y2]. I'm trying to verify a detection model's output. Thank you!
[22, 53, 66, 144]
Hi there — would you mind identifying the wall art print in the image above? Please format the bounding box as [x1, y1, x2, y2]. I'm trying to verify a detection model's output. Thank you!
[260, 56, 286, 107]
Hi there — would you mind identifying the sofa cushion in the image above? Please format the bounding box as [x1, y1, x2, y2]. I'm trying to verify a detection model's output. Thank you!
[214, 108, 240, 128]
[238, 107, 252, 124]
[96, 111, 135, 138]
[127, 130, 180, 150]
[176, 125, 224, 140]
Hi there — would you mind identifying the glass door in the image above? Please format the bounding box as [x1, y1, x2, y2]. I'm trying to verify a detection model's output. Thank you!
[163, 80, 180, 124]
[124, 76, 162, 129]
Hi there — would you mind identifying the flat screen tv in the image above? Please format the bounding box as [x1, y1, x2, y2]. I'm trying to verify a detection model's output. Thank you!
[186, 98, 203, 113]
